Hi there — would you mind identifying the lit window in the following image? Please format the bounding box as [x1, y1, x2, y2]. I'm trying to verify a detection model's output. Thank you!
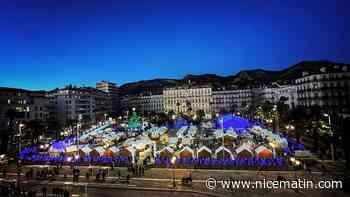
[7, 99, 10, 104]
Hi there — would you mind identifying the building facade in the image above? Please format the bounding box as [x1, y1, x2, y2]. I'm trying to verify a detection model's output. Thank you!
[163, 86, 212, 114]
[295, 65, 350, 113]
[47, 86, 111, 125]
[96, 80, 120, 114]
[212, 89, 252, 113]
[120, 94, 163, 114]
[0, 87, 49, 129]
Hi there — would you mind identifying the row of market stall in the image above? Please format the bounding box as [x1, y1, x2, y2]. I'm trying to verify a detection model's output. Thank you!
[157, 144, 274, 159]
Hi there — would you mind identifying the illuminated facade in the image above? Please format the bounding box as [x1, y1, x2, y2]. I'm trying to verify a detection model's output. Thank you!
[96, 80, 120, 114]
[47, 86, 111, 125]
[0, 87, 49, 128]
[295, 65, 350, 113]
[212, 89, 252, 113]
[163, 86, 212, 114]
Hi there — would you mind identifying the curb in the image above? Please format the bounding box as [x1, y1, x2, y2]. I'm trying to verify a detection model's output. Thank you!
[29, 180, 223, 197]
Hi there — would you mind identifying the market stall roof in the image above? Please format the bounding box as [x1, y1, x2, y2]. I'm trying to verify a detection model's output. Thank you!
[179, 146, 194, 157]
[66, 145, 78, 153]
[81, 146, 92, 154]
[235, 145, 253, 155]
[215, 146, 233, 158]
[181, 136, 192, 145]
[197, 146, 212, 154]
[159, 146, 174, 154]
[108, 146, 119, 153]
[168, 137, 178, 145]
[124, 136, 154, 150]
[255, 145, 272, 154]
[93, 146, 105, 155]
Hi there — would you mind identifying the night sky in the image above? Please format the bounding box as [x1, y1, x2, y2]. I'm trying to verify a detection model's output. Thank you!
[1, 0, 349, 90]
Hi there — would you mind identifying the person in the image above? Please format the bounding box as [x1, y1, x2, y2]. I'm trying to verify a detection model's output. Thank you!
[42, 187, 47, 197]
[118, 169, 121, 179]
[2, 167, 7, 177]
[141, 165, 144, 176]
[126, 174, 130, 184]
[64, 189, 69, 197]
[102, 170, 106, 182]
[53, 188, 57, 197]
[86, 172, 90, 181]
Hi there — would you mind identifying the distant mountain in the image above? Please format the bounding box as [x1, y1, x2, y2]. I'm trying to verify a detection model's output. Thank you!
[119, 79, 179, 96]
[119, 60, 349, 96]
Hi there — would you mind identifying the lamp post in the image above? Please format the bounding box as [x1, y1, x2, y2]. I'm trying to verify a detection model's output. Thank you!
[76, 114, 82, 165]
[18, 123, 24, 155]
[269, 142, 276, 158]
[171, 156, 176, 188]
[323, 113, 334, 161]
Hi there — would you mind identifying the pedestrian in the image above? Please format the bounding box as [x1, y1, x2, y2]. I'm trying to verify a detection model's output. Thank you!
[64, 190, 69, 197]
[86, 172, 90, 181]
[53, 188, 57, 197]
[126, 174, 130, 184]
[42, 186, 47, 197]
[102, 170, 106, 182]
[141, 166, 144, 176]
[117, 170, 121, 179]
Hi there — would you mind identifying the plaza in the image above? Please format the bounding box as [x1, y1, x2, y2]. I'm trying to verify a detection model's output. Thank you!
[19, 111, 304, 171]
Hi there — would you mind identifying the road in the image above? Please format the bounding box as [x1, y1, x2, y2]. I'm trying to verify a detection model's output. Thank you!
[1, 165, 349, 197]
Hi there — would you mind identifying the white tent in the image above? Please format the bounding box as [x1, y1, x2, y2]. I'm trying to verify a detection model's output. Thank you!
[255, 145, 273, 158]
[81, 146, 92, 155]
[93, 146, 105, 156]
[159, 146, 174, 154]
[215, 146, 234, 159]
[235, 145, 254, 158]
[168, 137, 178, 146]
[197, 146, 212, 158]
[181, 136, 192, 145]
[65, 145, 78, 153]
[179, 146, 195, 158]
[226, 127, 238, 138]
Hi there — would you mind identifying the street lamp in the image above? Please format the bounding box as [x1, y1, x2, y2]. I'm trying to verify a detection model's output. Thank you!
[269, 142, 276, 158]
[104, 113, 107, 121]
[18, 123, 25, 155]
[290, 157, 295, 163]
[171, 156, 176, 188]
[323, 113, 334, 161]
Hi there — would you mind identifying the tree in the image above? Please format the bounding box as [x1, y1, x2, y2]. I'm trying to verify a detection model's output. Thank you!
[195, 109, 205, 123]
[1, 109, 17, 153]
[47, 120, 62, 138]
[341, 117, 350, 169]
[25, 120, 45, 144]
[286, 106, 308, 143]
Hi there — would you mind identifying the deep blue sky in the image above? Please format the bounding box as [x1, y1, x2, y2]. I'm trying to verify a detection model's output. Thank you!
[1, 0, 349, 90]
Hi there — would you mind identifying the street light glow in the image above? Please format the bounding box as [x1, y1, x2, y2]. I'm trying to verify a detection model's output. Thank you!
[171, 156, 176, 165]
